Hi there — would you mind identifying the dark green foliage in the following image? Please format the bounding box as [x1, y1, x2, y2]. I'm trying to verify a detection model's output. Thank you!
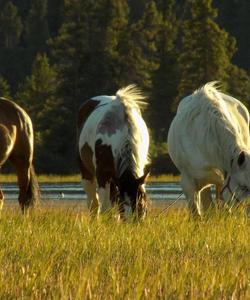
[149, 0, 179, 142]
[16, 53, 61, 172]
[0, 1, 23, 49]
[0, 0, 249, 174]
[0, 76, 10, 97]
[24, 0, 49, 53]
[178, 0, 237, 98]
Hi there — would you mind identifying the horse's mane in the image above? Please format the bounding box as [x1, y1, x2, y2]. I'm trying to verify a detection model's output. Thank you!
[182, 82, 249, 167]
[114, 85, 149, 177]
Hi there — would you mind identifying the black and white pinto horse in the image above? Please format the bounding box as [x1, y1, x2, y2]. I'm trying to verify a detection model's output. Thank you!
[168, 82, 250, 216]
[77, 85, 150, 219]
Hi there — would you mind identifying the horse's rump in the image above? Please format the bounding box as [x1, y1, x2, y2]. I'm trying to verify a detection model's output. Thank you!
[0, 97, 39, 210]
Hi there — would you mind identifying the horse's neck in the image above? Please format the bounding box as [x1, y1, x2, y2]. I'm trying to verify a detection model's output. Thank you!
[117, 148, 142, 179]
[217, 130, 242, 172]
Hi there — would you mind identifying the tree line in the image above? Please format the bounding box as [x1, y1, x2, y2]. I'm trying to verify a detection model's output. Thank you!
[0, 0, 249, 174]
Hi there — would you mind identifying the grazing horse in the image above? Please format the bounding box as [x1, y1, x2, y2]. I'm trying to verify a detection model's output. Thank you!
[167, 82, 250, 216]
[77, 85, 150, 219]
[0, 97, 39, 211]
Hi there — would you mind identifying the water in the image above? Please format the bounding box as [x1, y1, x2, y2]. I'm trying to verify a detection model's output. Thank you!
[1, 182, 185, 202]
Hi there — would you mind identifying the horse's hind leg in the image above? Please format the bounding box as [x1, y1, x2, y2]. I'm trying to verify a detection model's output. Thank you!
[181, 174, 200, 216]
[98, 182, 111, 213]
[200, 187, 213, 213]
[82, 179, 100, 216]
[9, 157, 33, 211]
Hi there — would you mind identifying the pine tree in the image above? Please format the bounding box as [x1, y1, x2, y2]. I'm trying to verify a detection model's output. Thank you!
[0, 1, 23, 49]
[0, 76, 10, 97]
[24, 0, 49, 53]
[0, 1, 24, 91]
[16, 53, 62, 172]
[49, 0, 131, 172]
[150, 0, 179, 142]
[227, 64, 250, 106]
[117, 1, 161, 91]
[178, 0, 237, 98]
[215, 0, 250, 74]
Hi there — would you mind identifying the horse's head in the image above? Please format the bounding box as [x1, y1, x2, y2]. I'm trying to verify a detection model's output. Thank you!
[222, 151, 250, 203]
[118, 170, 150, 219]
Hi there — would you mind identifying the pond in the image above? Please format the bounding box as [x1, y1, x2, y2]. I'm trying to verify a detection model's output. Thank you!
[1, 182, 186, 202]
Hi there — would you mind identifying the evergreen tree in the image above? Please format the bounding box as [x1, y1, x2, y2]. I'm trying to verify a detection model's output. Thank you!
[51, 0, 127, 110]
[178, 0, 237, 98]
[16, 53, 61, 172]
[150, 0, 179, 142]
[215, 0, 250, 74]
[50, 0, 130, 172]
[0, 1, 24, 91]
[227, 64, 250, 106]
[0, 76, 10, 97]
[117, 1, 161, 91]
[0, 1, 23, 49]
[47, 0, 64, 38]
[24, 0, 49, 53]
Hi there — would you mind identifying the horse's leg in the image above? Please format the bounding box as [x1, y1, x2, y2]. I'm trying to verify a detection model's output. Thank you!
[199, 186, 213, 213]
[82, 179, 100, 216]
[215, 184, 224, 208]
[181, 174, 200, 216]
[0, 125, 15, 212]
[98, 182, 111, 213]
[110, 181, 123, 220]
[0, 190, 4, 211]
[12, 159, 31, 211]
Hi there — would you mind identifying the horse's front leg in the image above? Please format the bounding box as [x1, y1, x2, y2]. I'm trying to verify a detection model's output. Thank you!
[181, 174, 201, 217]
[98, 181, 111, 213]
[0, 189, 4, 211]
[82, 179, 100, 217]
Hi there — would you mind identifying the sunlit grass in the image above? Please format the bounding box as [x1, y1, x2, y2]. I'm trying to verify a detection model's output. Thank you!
[0, 173, 179, 183]
[0, 206, 249, 299]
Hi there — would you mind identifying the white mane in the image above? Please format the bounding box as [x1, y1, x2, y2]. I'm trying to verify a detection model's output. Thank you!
[184, 83, 249, 167]
[115, 85, 149, 177]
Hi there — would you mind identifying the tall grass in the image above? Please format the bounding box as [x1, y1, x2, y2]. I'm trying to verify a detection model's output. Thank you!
[0, 206, 249, 299]
[0, 173, 180, 183]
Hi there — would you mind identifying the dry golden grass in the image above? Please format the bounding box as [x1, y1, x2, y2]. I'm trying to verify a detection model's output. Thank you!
[0, 204, 249, 299]
[0, 173, 179, 183]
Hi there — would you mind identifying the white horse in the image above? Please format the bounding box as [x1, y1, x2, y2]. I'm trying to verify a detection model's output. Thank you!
[167, 82, 250, 216]
[77, 85, 150, 219]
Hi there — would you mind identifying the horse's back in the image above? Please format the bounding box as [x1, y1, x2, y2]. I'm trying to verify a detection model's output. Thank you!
[0, 97, 32, 129]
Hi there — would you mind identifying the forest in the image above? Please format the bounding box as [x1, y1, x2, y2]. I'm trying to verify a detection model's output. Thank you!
[0, 0, 249, 174]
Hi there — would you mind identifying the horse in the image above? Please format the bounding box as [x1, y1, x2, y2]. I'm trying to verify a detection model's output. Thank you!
[77, 85, 150, 219]
[167, 82, 250, 216]
[0, 97, 40, 212]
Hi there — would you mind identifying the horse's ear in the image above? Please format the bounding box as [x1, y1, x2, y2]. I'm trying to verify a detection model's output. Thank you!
[138, 171, 150, 185]
[238, 151, 245, 167]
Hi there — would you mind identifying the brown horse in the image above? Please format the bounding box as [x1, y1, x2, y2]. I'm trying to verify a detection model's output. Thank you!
[0, 97, 40, 211]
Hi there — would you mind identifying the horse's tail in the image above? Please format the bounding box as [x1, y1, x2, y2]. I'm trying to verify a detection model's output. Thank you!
[26, 164, 40, 207]
[116, 84, 147, 109]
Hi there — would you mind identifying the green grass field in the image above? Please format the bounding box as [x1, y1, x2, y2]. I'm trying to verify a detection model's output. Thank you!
[0, 205, 249, 299]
